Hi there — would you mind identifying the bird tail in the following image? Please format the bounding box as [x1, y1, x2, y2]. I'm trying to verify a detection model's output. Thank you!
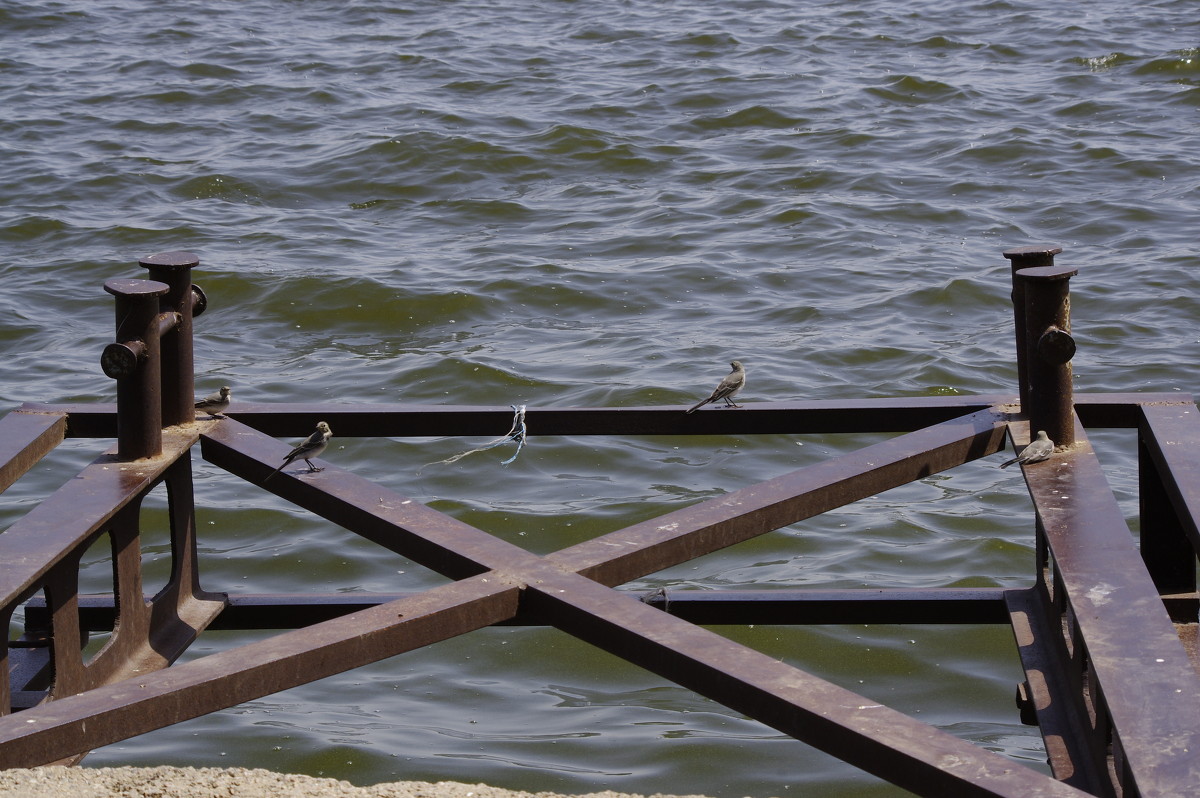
[685, 399, 708, 414]
[999, 457, 1018, 469]
[263, 462, 287, 482]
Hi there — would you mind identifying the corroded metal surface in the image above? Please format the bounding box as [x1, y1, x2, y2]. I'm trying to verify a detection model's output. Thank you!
[1019, 418, 1200, 796]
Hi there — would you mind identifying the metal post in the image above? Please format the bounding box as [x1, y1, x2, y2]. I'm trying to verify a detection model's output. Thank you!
[1003, 245, 1062, 409]
[102, 279, 170, 460]
[1016, 264, 1078, 449]
[140, 251, 203, 427]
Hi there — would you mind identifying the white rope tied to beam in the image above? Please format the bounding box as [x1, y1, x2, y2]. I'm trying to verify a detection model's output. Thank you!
[426, 404, 527, 468]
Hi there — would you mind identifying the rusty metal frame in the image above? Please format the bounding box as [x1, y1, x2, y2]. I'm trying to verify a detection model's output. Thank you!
[1, 251, 1199, 797]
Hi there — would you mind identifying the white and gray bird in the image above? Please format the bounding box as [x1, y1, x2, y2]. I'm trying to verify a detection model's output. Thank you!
[686, 360, 746, 414]
[1000, 430, 1054, 468]
[194, 385, 232, 418]
[264, 421, 333, 481]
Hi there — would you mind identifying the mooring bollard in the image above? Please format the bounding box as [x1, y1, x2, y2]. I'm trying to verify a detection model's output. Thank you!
[1015, 263, 1077, 449]
[101, 279, 174, 460]
[139, 251, 206, 428]
[1003, 245, 1062, 410]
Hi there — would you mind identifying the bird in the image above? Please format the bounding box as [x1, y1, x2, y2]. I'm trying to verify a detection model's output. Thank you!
[686, 360, 746, 414]
[264, 421, 333, 481]
[194, 386, 232, 418]
[1000, 430, 1054, 468]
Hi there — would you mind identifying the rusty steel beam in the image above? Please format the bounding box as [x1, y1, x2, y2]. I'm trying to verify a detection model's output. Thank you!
[1024, 417, 1200, 795]
[198, 419, 537, 581]
[32, 587, 1017, 631]
[550, 407, 1009, 586]
[1006, 587, 1114, 796]
[0, 410, 66, 495]
[634, 586, 1014, 625]
[24, 393, 1176, 441]
[521, 565, 1090, 798]
[1137, 402, 1200, 596]
[0, 577, 520, 769]
[208, 397, 1008, 437]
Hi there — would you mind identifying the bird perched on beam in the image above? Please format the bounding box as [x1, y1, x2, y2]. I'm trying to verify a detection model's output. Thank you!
[265, 421, 333, 480]
[686, 360, 746, 414]
[1000, 430, 1054, 468]
[194, 386, 231, 418]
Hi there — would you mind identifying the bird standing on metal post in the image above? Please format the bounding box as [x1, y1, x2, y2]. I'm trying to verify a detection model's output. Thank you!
[194, 386, 231, 418]
[686, 361, 746, 413]
[1000, 430, 1054, 468]
[265, 421, 333, 480]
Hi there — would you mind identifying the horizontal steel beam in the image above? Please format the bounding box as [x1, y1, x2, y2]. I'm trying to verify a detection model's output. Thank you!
[24, 587, 1018, 631]
[21, 393, 1182, 439]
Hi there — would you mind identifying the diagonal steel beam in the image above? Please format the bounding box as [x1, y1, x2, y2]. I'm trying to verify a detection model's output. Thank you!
[550, 407, 1009, 585]
[198, 419, 539, 580]
[1024, 417, 1200, 796]
[521, 565, 1090, 798]
[0, 577, 520, 769]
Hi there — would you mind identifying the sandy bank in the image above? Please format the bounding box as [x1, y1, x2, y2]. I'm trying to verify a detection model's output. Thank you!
[0, 766, 720, 798]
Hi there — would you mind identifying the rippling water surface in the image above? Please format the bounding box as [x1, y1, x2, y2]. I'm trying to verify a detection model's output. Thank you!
[1, 0, 1198, 795]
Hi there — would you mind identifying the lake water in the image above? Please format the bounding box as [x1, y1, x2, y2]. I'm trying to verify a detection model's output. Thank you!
[1, 1, 1197, 795]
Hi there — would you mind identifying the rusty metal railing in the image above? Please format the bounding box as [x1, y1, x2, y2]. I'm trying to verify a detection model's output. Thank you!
[0, 249, 1198, 796]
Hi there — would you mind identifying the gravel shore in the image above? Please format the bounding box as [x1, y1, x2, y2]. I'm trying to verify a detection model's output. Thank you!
[0, 767, 718, 798]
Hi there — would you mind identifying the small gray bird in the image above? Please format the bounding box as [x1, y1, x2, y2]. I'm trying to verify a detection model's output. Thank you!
[194, 386, 232, 418]
[686, 360, 746, 414]
[264, 421, 333, 481]
[1000, 430, 1054, 468]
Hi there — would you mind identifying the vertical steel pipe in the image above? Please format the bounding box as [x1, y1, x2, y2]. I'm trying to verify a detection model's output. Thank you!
[1003, 245, 1062, 409]
[103, 279, 170, 460]
[1016, 264, 1078, 449]
[140, 251, 201, 428]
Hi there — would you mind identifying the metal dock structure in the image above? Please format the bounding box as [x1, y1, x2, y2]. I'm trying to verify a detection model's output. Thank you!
[1, 247, 1198, 797]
